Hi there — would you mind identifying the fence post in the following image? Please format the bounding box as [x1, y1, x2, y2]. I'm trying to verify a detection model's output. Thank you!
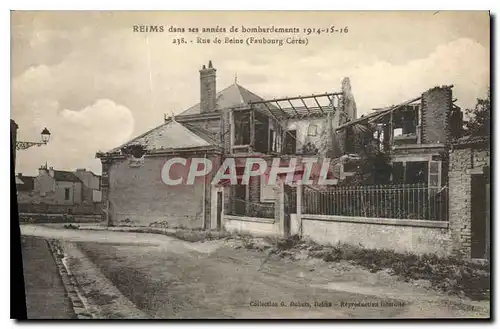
[296, 184, 303, 237]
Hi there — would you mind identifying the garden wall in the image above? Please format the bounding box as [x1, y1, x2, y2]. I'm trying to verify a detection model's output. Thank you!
[300, 214, 452, 257]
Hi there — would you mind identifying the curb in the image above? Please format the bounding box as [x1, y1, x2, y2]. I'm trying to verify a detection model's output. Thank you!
[46, 239, 94, 319]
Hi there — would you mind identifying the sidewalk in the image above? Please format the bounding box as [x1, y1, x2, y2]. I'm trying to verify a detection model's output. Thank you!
[21, 236, 76, 319]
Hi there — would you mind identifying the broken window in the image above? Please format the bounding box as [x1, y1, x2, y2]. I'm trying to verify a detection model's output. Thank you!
[307, 124, 318, 136]
[392, 106, 418, 139]
[283, 130, 297, 154]
[254, 112, 269, 153]
[406, 161, 428, 184]
[392, 160, 435, 185]
[233, 111, 251, 145]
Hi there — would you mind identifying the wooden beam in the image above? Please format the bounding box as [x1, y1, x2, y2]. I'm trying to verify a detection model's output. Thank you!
[287, 99, 300, 116]
[299, 97, 312, 114]
[248, 92, 342, 105]
[312, 96, 324, 114]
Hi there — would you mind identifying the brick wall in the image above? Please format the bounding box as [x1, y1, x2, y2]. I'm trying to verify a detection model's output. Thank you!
[421, 86, 452, 144]
[200, 65, 216, 112]
[448, 146, 490, 258]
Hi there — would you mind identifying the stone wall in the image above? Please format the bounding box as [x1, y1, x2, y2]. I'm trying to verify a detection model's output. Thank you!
[300, 215, 451, 256]
[18, 180, 83, 205]
[448, 145, 490, 258]
[223, 215, 280, 236]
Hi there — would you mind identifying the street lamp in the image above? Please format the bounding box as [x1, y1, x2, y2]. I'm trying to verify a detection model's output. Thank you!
[16, 127, 51, 150]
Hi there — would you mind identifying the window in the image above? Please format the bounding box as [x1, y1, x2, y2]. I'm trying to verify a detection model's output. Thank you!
[392, 162, 405, 184]
[406, 161, 428, 184]
[283, 130, 297, 154]
[307, 124, 318, 136]
[428, 161, 441, 187]
[269, 129, 275, 152]
[269, 128, 282, 153]
[64, 188, 70, 200]
[233, 111, 251, 145]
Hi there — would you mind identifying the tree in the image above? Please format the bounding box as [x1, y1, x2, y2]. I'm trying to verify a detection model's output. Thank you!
[339, 123, 392, 186]
[464, 89, 490, 138]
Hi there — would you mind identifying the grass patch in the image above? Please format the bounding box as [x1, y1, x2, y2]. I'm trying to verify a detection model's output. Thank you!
[242, 235, 490, 301]
[124, 227, 232, 243]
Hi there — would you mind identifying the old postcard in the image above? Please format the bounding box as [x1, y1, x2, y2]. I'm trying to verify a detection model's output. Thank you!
[11, 10, 491, 320]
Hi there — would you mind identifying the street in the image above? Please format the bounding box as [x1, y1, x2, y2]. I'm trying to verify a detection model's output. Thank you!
[20, 224, 489, 319]
[21, 236, 76, 319]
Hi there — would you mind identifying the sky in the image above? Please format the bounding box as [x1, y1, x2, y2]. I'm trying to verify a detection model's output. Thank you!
[11, 11, 490, 176]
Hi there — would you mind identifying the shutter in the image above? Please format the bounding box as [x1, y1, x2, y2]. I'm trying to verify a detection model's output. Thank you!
[428, 161, 441, 187]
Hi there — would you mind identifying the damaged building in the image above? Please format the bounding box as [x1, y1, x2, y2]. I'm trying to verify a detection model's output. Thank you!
[334, 85, 463, 188]
[97, 61, 351, 228]
[97, 60, 471, 241]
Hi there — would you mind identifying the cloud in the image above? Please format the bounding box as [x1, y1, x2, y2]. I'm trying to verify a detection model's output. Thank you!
[11, 11, 489, 179]
[13, 64, 134, 175]
[236, 38, 489, 114]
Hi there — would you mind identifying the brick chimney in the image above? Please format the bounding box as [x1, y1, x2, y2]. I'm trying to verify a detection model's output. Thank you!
[199, 60, 217, 113]
[420, 86, 453, 144]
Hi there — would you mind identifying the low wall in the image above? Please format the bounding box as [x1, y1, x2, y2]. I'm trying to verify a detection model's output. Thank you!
[301, 214, 451, 257]
[223, 215, 280, 237]
[17, 202, 103, 215]
[18, 212, 104, 224]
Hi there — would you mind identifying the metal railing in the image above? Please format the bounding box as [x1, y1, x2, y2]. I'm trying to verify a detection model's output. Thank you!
[226, 197, 275, 219]
[302, 183, 448, 221]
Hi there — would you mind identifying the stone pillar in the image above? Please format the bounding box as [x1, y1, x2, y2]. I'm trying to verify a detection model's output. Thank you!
[448, 148, 472, 258]
[296, 184, 303, 236]
[274, 180, 285, 237]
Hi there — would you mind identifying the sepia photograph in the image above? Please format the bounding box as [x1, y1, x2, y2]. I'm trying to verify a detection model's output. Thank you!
[10, 10, 491, 320]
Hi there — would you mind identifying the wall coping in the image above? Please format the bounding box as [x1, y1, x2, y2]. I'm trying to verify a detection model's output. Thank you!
[224, 215, 275, 224]
[302, 214, 449, 228]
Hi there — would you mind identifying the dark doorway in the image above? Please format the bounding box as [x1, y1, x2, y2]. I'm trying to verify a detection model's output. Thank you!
[471, 173, 487, 259]
[283, 185, 297, 238]
[216, 191, 223, 230]
[234, 185, 246, 216]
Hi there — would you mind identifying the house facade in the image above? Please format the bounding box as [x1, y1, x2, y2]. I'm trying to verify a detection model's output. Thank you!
[97, 60, 344, 229]
[74, 168, 102, 203]
[17, 165, 83, 205]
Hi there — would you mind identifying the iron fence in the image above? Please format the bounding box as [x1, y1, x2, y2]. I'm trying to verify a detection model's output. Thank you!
[226, 197, 275, 219]
[302, 183, 448, 221]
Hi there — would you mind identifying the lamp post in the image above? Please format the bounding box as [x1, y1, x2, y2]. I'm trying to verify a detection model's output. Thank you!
[11, 119, 51, 170]
[16, 127, 51, 150]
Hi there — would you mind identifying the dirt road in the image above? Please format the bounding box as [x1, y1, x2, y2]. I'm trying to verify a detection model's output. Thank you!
[20, 224, 490, 319]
